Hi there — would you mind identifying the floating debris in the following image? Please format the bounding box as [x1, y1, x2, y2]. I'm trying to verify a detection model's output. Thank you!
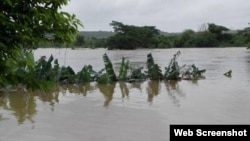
[224, 70, 232, 77]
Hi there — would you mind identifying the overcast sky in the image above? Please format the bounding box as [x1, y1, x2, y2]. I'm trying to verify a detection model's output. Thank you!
[62, 0, 250, 32]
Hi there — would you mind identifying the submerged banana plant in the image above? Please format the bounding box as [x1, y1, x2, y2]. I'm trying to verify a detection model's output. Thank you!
[164, 51, 181, 80]
[146, 53, 155, 69]
[76, 65, 92, 83]
[129, 67, 146, 82]
[148, 64, 163, 80]
[118, 57, 130, 81]
[146, 53, 163, 80]
[181, 64, 206, 80]
[97, 73, 111, 84]
[59, 66, 75, 83]
[35, 55, 54, 80]
[97, 53, 117, 84]
[103, 53, 117, 81]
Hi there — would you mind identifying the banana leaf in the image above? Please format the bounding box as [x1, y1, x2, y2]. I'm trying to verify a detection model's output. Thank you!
[164, 51, 181, 80]
[146, 53, 163, 80]
[76, 65, 92, 83]
[146, 53, 155, 69]
[102, 53, 117, 82]
[148, 64, 163, 80]
[75, 65, 99, 83]
[35, 55, 54, 80]
[59, 66, 75, 83]
[97, 73, 112, 84]
[128, 67, 146, 82]
[118, 57, 130, 81]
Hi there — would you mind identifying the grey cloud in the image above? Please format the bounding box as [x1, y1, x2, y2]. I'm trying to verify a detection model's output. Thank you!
[62, 0, 250, 32]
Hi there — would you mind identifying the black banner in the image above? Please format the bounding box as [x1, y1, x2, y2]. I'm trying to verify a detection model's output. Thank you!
[170, 125, 250, 141]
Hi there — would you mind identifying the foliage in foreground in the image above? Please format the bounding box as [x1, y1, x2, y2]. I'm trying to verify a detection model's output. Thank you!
[0, 0, 82, 89]
[0, 51, 206, 90]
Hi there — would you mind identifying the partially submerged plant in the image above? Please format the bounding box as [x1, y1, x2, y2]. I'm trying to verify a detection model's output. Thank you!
[182, 64, 206, 80]
[223, 70, 232, 77]
[97, 53, 117, 84]
[59, 66, 75, 83]
[76, 65, 95, 83]
[146, 53, 155, 69]
[129, 67, 146, 82]
[148, 64, 163, 80]
[146, 53, 163, 80]
[35, 55, 54, 81]
[103, 53, 117, 82]
[118, 57, 130, 81]
[97, 73, 112, 84]
[164, 51, 181, 80]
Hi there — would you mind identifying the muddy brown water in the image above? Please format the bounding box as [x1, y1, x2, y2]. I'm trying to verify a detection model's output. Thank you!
[0, 48, 250, 141]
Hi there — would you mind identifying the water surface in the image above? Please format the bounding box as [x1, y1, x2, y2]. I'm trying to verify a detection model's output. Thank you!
[0, 48, 250, 141]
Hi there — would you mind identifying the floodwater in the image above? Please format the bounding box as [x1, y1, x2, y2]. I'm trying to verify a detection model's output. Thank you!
[0, 47, 250, 141]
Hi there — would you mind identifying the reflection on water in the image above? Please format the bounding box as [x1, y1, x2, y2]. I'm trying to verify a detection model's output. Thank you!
[0, 91, 36, 124]
[61, 83, 96, 97]
[147, 81, 161, 103]
[129, 82, 142, 92]
[0, 114, 2, 121]
[38, 89, 60, 108]
[165, 80, 185, 106]
[97, 83, 116, 107]
[119, 82, 129, 98]
[0, 80, 188, 124]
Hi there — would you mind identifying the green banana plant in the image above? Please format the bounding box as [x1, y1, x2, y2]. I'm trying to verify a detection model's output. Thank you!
[146, 53, 155, 69]
[59, 66, 75, 83]
[35, 55, 54, 80]
[146, 53, 163, 80]
[101, 53, 117, 83]
[129, 67, 146, 82]
[118, 57, 130, 81]
[148, 64, 163, 80]
[76, 65, 98, 83]
[164, 51, 181, 80]
[182, 64, 206, 80]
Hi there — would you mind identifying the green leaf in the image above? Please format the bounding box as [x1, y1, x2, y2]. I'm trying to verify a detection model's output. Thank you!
[129, 67, 146, 82]
[103, 53, 117, 82]
[146, 53, 163, 80]
[118, 57, 130, 81]
[164, 51, 181, 80]
[25, 52, 35, 68]
[97, 73, 111, 84]
[4, 0, 12, 6]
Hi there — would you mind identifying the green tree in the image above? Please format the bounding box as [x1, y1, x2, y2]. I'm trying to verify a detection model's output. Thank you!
[208, 23, 229, 41]
[74, 35, 85, 46]
[106, 21, 160, 50]
[195, 31, 218, 47]
[243, 27, 250, 43]
[153, 35, 172, 48]
[0, 0, 82, 89]
[87, 37, 106, 48]
[173, 29, 196, 47]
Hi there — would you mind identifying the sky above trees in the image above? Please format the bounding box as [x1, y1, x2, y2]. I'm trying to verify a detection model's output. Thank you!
[62, 0, 250, 32]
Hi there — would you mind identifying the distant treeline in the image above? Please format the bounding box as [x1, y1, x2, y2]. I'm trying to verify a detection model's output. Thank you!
[41, 21, 250, 49]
